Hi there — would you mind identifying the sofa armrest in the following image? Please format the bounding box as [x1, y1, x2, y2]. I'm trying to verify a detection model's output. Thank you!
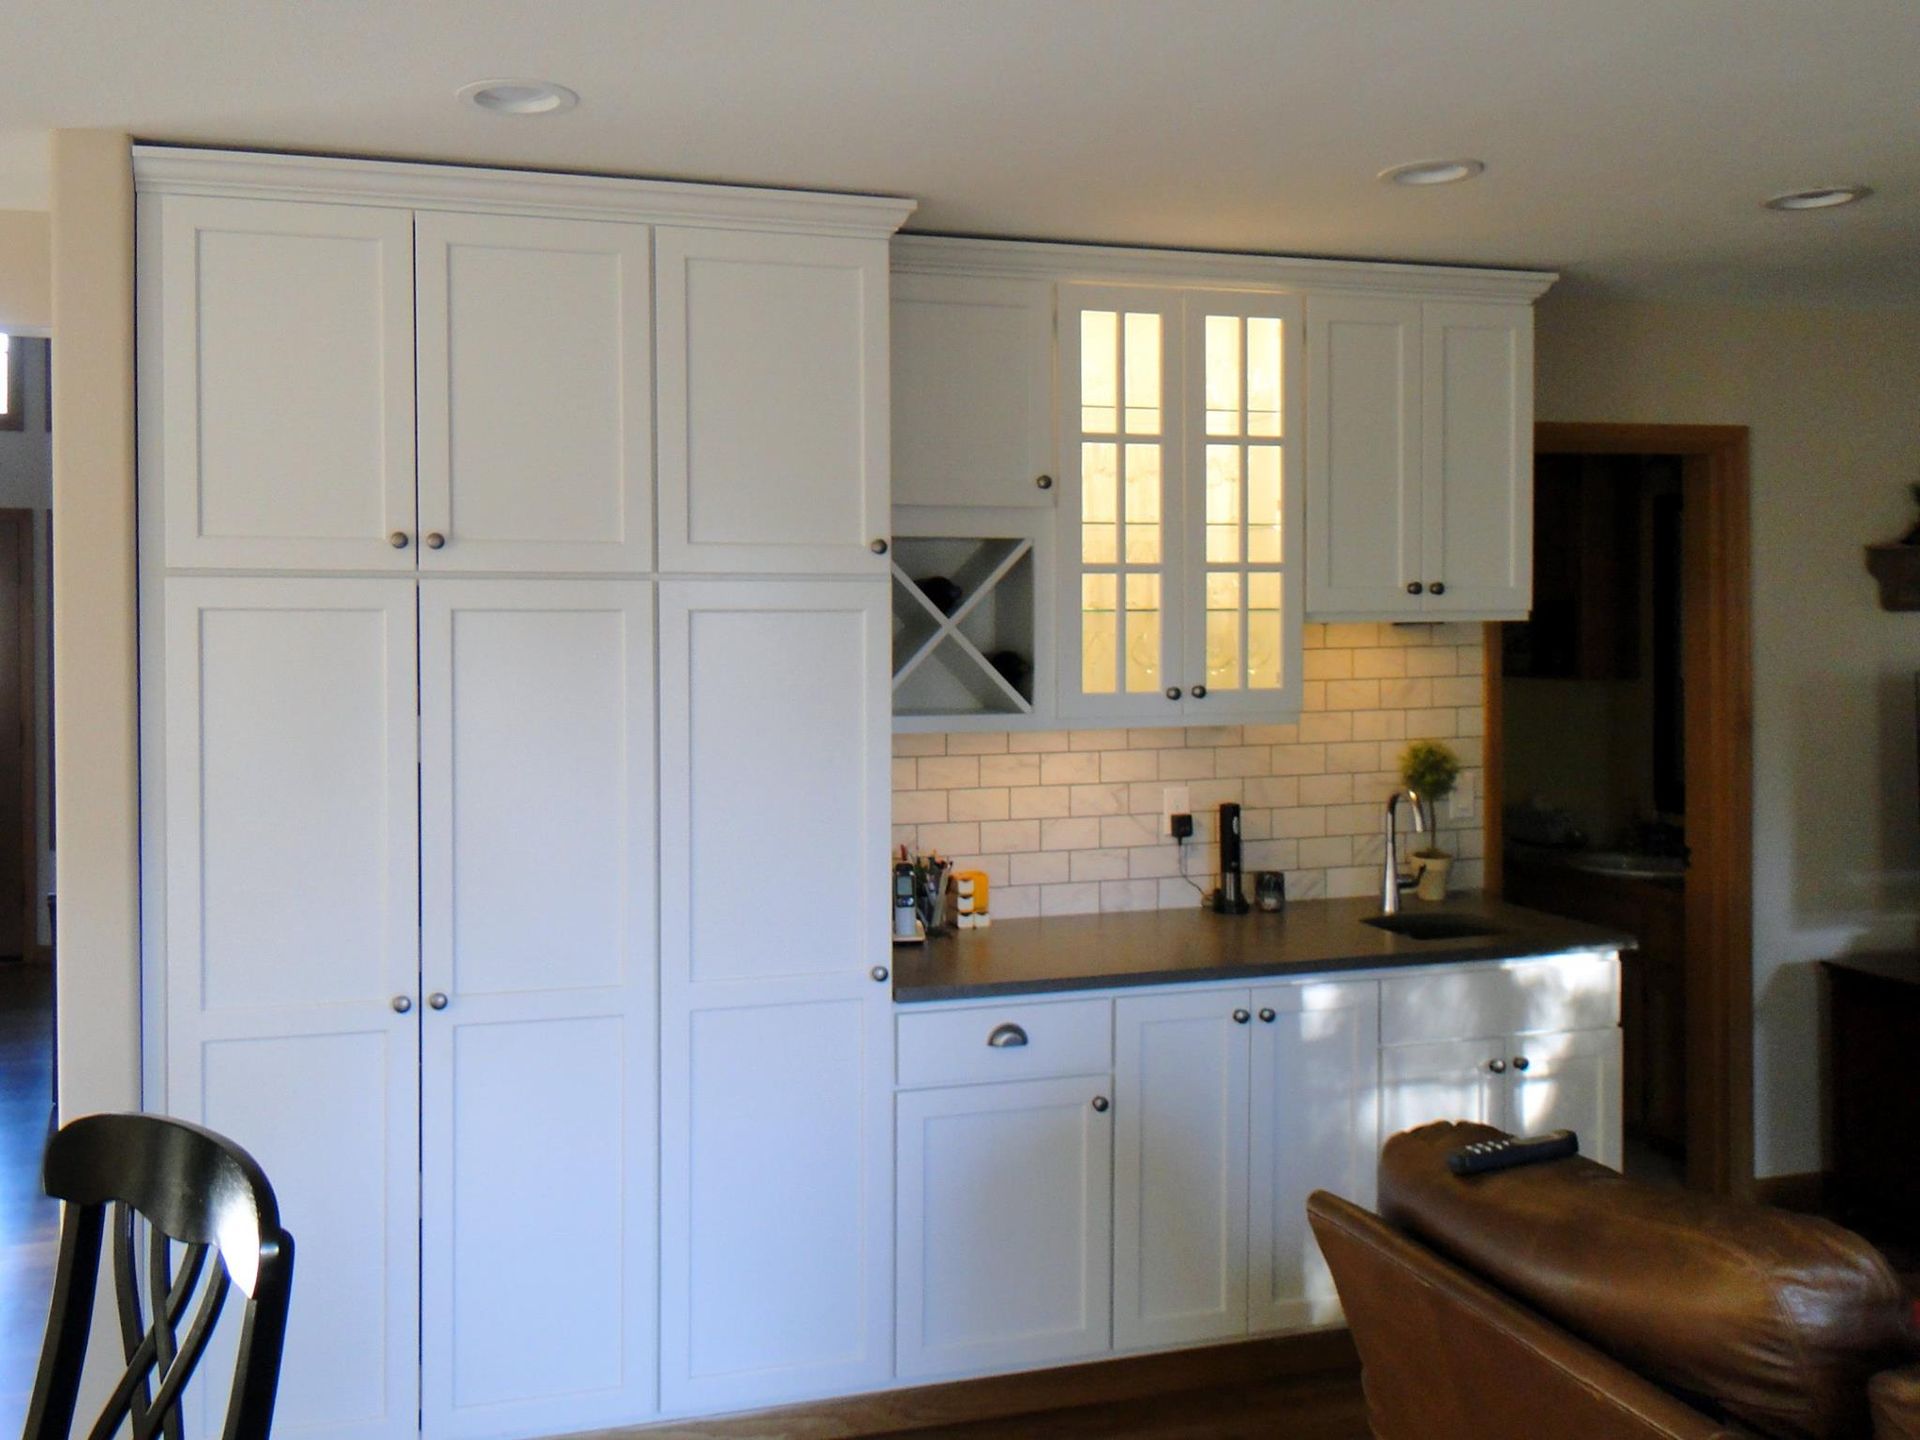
[1873, 1365, 1920, 1440]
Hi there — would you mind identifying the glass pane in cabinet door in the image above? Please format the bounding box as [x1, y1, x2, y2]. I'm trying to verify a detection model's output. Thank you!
[1206, 316, 1242, 436]
[1247, 445, 1283, 564]
[1247, 316, 1284, 437]
[1248, 572, 1283, 690]
[1206, 445, 1242, 564]
[1082, 573, 1118, 694]
[1124, 313, 1162, 435]
[1081, 311, 1118, 433]
[1124, 573, 1162, 693]
[1124, 444, 1161, 563]
[1082, 442, 1118, 564]
[1205, 573, 1241, 691]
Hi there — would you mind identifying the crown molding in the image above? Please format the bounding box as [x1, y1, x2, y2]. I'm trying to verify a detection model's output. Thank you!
[131, 146, 917, 238]
[891, 233, 1557, 303]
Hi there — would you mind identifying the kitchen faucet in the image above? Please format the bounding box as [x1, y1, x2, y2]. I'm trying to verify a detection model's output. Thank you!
[1380, 789, 1428, 915]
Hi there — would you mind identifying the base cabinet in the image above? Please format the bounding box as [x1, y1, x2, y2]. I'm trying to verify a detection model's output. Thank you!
[896, 1077, 1113, 1378]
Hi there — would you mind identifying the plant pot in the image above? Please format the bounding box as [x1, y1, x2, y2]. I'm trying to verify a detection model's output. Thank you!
[1411, 850, 1453, 903]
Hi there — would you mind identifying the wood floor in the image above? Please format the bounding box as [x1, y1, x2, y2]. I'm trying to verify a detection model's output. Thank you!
[865, 1374, 1370, 1439]
[0, 959, 56, 1436]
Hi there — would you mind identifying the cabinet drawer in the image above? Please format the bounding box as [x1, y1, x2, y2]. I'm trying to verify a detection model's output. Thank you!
[1380, 953, 1619, 1046]
[898, 999, 1112, 1088]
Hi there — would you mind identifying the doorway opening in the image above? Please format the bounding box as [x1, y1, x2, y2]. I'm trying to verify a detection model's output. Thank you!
[1487, 423, 1752, 1197]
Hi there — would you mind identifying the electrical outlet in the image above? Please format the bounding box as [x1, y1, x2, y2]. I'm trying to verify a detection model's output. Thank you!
[1163, 786, 1191, 835]
[1450, 769, 1476, 821]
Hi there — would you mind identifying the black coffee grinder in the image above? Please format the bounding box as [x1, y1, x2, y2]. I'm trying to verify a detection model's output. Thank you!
[1213, 801, 1250, 914]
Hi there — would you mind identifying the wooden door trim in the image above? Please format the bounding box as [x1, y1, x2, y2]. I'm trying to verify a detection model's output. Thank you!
[1486, 422, 1753, 1197]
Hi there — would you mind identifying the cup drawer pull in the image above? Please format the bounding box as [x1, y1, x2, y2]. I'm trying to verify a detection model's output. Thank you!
[987, 1023, 1030, 1049]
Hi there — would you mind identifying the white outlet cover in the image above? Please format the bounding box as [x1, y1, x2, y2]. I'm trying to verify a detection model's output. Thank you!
[1450, 770, 1475, 820]
[1163, 786, 1191, 832]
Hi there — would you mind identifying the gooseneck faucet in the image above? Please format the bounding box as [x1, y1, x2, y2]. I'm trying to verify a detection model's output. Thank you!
[1381, 789, 1428, 915]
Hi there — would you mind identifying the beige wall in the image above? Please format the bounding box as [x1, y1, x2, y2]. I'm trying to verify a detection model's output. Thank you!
[1534, 294, 1920, 1178]
[0, 209, 51, 333]
[50, 130, 138, 1121]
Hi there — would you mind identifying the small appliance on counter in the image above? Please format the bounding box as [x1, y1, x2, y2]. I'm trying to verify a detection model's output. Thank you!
[1212, 802, 1250, 914]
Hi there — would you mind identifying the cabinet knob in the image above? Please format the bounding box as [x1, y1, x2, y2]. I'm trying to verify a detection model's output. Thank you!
[1406, 581, 1424, 596]
[1035, 474, 1055, 491]
[870, 965, 890, 983]
[870, 538, 889, 555]
[987, 1023, 1029, 1049]
[389, 531, 410, 550]
[1512, 1056, 1530, 1072]
[1487, 1058, 1507, 1074]
[1191, 684, 1208, 699]
[1430, 581, 1446, 595]
[1258, 1007, 1276, 1023]
[425, 532, 446, 550]
[428, 992, 449, 1011]
[1165, 686, 1183, 701]
[1233, 1008, 1251, 1024]
[1091, 1095, 1110, 1113]
[390, 995, 413, 1014]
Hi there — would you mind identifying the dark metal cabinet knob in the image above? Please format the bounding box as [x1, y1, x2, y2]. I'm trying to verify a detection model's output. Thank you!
[389, 531, 410, 549]
[870, 965, 889, 982]
[1166, 686, 1183, 701]
[1035, 474, 1054, 490]
[425, 532, 446, 550]
[1406, 581, 1424, 596]
[391, 995, 413, 1014]
[1092, 1095, 1110, 1113]
[870, 538, 889, 555]
[1488, 1058, 1507, 1074]
[428, 992, 449, 1011]
[987, 1023, 1029, 1048]
[1191, 684, 1208, 699]
[1233, 1008, 1251, 1024]
[1430, 581, 1446, 595]
[1258, 1007, 1276, 1023]
[1512, 1056, 1530, 1072]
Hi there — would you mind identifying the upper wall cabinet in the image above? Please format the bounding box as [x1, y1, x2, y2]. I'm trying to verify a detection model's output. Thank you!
[656, 227, 893, 575]
[1305, 296, 1535, 620]
[415, 213, 654, 573]
[891, 273, 1056, 509]
[144, 195, 419, 572]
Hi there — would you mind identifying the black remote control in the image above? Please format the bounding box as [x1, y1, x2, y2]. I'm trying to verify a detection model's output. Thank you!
[1446, 1130, 1579, 1176]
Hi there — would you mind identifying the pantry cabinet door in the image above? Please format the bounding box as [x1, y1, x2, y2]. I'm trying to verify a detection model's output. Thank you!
[415, 213, 654, 573]
[144, 195, 417, 571]
[1303, 295, 1422, 619]
[1246, 980, 1379, 1334]
[162, 577, 420, 1440]
[896, 1077, 1113, 1379]
[657, 580, 893, 1413]
[656, 228, 892, 575]
[417, 580, 657, 1438]
[1113, 989, 1251, 1350]
[891, 272, 1056, 509]
[1421, 301, 1533, 617]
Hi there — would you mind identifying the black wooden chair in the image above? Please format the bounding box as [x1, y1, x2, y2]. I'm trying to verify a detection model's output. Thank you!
[22, 1113, 294, 1440]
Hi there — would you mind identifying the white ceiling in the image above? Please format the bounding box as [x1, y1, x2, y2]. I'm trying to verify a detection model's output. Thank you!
[2, 0, 1917, 305]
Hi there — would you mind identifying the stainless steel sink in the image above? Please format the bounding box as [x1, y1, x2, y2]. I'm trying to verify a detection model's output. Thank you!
[1363, 914, 1504, 941]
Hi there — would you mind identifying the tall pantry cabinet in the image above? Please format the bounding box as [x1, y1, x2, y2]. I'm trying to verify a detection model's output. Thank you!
[135, 148, 913, 1440]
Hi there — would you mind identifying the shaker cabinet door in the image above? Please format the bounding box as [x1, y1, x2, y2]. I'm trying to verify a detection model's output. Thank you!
[656, 228, 892, 575]
[415, 213, 654, 573]
[144, 195, 417, 571]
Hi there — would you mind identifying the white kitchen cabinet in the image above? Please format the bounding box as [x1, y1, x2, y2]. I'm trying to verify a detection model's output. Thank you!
[656, 580, 893, 1413]
[656, 228, 893, 575]
[890, 272, 1056, 509]
[1057, 286, 1305, 726]
[1305, 295, 1533, 620]
[145, 195, 417, 572]
[415, 214, 654, 574]
[416, 580, 657, 1438]
[1246, 979, 1380, 1334]
[896, 1077, 1113, 1378]
[161, 577, 422, 1440]
[1113, 989, 1251, 1349]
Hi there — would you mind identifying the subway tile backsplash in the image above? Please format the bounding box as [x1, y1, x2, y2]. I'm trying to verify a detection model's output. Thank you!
[893, 623, 1488, 920]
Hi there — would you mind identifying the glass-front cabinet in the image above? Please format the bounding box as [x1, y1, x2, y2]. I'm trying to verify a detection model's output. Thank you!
[1058, 285, 1303, 723]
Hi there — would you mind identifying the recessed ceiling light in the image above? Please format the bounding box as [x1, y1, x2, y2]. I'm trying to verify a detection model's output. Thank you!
[1379, 159, 1486, 187]
[1763, 186, 1871, 212]
[457, 79, 580, 117]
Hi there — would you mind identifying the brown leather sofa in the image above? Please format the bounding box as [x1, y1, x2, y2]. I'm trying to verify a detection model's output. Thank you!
[1308, 1122, 1920, 1440]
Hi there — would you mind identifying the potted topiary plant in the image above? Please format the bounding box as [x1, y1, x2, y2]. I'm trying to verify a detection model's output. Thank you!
[1399, 739, 1462, 901]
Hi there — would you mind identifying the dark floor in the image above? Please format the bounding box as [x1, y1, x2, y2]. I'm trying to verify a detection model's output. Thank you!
[869, 1375, 1370, 1439]
[0, 959, 57, 1434]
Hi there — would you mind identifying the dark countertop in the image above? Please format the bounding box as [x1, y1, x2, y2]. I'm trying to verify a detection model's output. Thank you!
[891, 893, 1638, 1003]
